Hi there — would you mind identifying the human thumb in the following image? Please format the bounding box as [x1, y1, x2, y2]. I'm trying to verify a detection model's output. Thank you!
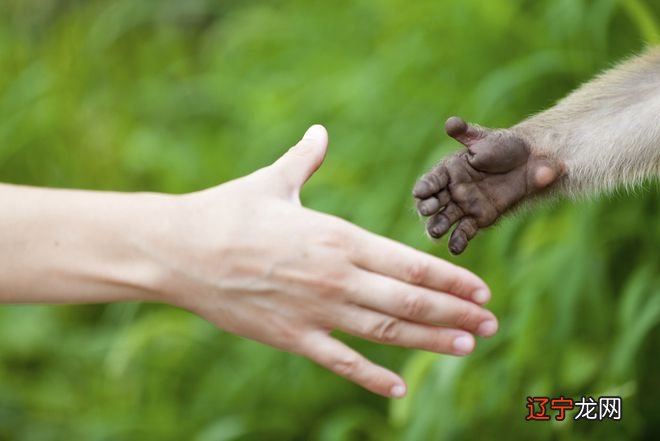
[271, 124, 328, 194]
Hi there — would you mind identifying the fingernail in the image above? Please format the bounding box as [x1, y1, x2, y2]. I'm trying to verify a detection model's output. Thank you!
[302, 124, 325, 141]
[390, 384, 407, 398]
[473, 289, 490, 304]
[477, 320, 498, 337]
[452, 335, 474, 354]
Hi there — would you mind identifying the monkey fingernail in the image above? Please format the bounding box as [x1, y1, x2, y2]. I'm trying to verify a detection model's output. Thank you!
[445, 116, 468, 137]
[429, 220, 450, 238]
[412, 180, 433, 198]
[449, 234, 468, 255]
[417, 197, 441, 216]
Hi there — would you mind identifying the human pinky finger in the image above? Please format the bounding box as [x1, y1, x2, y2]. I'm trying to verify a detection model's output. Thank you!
[297, 331, 407, 398]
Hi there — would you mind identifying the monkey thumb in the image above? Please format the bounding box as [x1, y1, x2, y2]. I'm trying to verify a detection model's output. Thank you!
[271, 124, 328, 192]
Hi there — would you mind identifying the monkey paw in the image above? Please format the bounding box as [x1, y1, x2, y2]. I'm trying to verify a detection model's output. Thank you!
[413, 116, 563, 255]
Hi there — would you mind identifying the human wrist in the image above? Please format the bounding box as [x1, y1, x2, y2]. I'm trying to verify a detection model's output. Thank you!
[116, 191, 186, 304]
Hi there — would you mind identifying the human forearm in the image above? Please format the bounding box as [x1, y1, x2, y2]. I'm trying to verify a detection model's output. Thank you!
[0, 183, 166, 303]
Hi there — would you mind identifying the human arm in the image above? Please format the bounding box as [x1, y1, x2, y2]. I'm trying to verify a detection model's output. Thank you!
[0, 125, 498, 397]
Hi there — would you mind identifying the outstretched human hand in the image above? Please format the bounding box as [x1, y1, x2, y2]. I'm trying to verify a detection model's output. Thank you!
[155, 125, 498, 397]
[0, 125, 498, 398]
[413, 117, 563, 254]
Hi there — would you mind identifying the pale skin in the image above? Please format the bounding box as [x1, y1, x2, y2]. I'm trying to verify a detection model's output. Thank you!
[414, 46, 660, 253]
[0, 125, 498, 398]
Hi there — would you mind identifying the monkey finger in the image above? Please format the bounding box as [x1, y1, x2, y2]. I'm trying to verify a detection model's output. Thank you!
[445, 116, 487, 147]
[412, 164, 449, 199]
[448, 217, 479, 255]
[416, 197, 440, 216]
[416, 190, 450, 216]
[426, 203, 464, 238]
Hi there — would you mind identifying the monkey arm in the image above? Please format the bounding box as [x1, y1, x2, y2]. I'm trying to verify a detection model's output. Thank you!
[516, 46, 660, 197]
[414, 47, 660, 254]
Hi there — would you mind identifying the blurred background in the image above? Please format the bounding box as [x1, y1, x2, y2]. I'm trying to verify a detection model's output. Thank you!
[0, 0, 658, 440]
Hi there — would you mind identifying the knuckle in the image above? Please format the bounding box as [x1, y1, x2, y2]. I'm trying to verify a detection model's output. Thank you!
[317, 225, 350, 251]
[425, 172, 440, 188]
[453, 303, 477, 330]
[404, 260, 430, 285]
[463, 219, 479, 237]
[446, 155, 464, 170]
[417, 173, 431, 186]
[445, 203, 462, 219]
[315, 270, 351, 297]
[271, 318, 304, 346]
[444, 265, 476, 296]
[279, 326, 304, 348]
[427, 333, 450, 352]
[470, 204, 485, 221]
[447, 275, 465, 294]
[370, 317, 401, 343]
[332, 354, 362, 379]
[402, 293, 429, 319]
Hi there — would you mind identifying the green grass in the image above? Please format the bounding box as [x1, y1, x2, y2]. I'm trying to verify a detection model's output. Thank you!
[0, 0, 658, 440]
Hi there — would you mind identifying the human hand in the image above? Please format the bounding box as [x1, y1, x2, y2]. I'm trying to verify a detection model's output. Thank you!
[148, 125, 498, 398]
[413, 117, 563, 254]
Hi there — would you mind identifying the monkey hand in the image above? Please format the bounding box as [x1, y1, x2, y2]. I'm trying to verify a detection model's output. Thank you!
[413, 116, 564, 254]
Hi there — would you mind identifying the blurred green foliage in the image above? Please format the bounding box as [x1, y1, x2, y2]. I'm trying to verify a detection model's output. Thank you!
[0, 0, 658, 440]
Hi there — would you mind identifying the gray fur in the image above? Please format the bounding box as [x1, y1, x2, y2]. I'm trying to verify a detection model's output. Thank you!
[515, 47, 660, 197]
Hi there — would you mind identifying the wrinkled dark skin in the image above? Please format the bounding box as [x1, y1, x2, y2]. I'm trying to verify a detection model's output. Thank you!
[413, 116, 564, 255]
